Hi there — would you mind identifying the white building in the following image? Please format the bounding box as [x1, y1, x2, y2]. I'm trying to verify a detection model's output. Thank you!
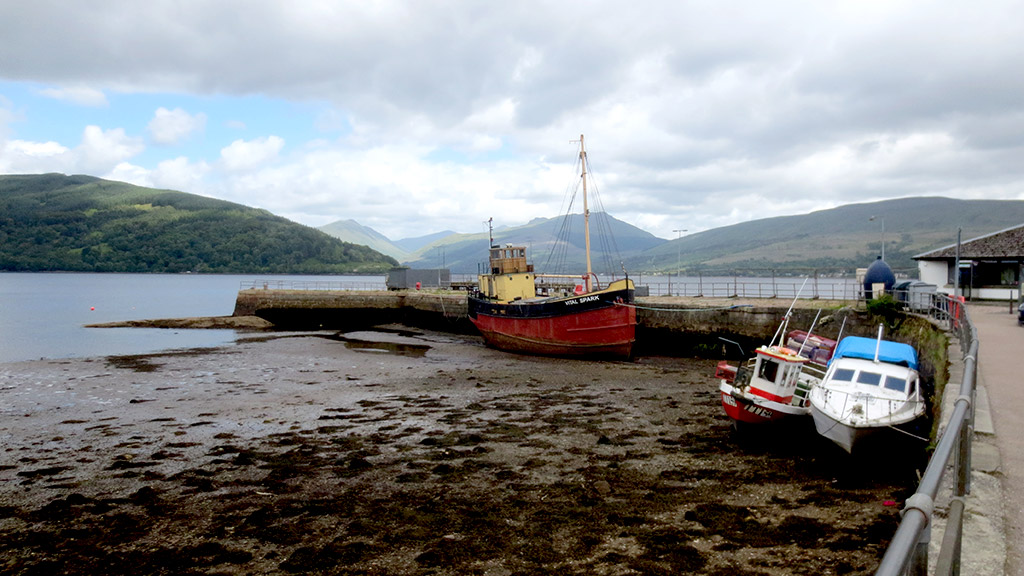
[913, 223, 1024, 301]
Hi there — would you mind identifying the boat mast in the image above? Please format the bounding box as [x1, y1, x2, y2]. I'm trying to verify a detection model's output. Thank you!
[579, 134, 592, 292]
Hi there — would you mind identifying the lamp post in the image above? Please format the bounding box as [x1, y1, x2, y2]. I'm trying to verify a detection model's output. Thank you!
[672, 229, 687, 296]
[437, 247, 445, 287]
[954, 227, 961, 300]
[869, 216, 885, 260]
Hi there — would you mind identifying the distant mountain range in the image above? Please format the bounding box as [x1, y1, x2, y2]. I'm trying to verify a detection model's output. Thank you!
[317, 219, 455, 261]
[320, 212, 665, 275]
[321, 197, 1024, 275]
[5, 172, 1023, 277]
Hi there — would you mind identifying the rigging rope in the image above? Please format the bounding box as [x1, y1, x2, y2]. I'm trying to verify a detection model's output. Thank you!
[616, 302, 754, 312]
[885, 424, 930, 443]
[582, 155, 624, 275]
[542, 140, 626, 278]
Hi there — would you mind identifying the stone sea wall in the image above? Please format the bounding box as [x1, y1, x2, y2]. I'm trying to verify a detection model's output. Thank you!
[233, 289, 884, 347]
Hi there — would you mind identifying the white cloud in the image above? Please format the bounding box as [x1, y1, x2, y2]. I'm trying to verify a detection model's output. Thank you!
[89, 156, 212, 196]
[38, 86, 108, 107]
[4, 139, 68, 158]
[147, 107, 206, 145]
[204, 142, 569, 239]
[220, 136, 284, 172]
[0, 139, 71, 173]
[151, 156, 211, 192]
[75, 125, 145, 173]
[105, 162, 151, 187]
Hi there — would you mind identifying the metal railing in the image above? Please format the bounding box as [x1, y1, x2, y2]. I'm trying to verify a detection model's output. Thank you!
[240, 279, 387, 291]
[240, 277, 969, 311]
[640, 277, 860, 299]
[875, 295, 977, 575]
[458, 273, 864, 300]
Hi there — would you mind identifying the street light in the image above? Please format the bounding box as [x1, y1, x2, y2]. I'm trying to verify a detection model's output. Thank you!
[869, 216, 885, 261]
[672, 229, 688, 296]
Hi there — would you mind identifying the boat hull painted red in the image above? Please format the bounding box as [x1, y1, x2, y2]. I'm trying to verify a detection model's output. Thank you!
[719, 381, 809, 425]
[720, 390, 784, 424]
[468, 287, 635, 358]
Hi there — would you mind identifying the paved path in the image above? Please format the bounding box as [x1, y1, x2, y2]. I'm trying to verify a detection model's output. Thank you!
[969, 303, 1023, 575]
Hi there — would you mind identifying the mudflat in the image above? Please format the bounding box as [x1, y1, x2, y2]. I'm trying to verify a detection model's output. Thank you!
[0, 327, 919, 575]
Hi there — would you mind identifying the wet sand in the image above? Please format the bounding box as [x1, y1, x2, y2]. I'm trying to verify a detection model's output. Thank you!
[0, 327, 920, 575]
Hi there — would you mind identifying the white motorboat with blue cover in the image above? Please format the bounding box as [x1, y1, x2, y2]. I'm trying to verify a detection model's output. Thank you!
[808, 326, 924, 453]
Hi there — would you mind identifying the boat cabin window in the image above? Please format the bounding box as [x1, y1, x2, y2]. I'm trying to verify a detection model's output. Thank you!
[490, 247, 526, 259]
[782, 364, 798, 386]
[758, 359, 779, 383]
[883, 375, 908, 393]
[856, 372, 882, 386]
[832, 368, 855, 382]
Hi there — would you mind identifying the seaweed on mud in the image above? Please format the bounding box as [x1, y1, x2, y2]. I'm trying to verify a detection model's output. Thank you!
[105, 457, 158, 471]
[418, 431, 484, 448]
[0, 342, 922, 576]
[16, 466, 70, 479]
[104, 355, 164, 372]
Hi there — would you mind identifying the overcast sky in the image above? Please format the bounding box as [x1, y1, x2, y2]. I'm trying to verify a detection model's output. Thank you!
[2, 1, 1023, 240]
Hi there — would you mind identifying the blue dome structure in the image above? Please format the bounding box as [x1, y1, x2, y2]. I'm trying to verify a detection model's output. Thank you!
[863, 256, 896, 299]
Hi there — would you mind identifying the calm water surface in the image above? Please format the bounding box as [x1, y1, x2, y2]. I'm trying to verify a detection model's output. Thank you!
[0, 273, 384, 363]
[1, 272, 860, 363]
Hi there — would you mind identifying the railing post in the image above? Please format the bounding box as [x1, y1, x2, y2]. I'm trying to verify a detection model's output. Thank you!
[936, 497, 965, 575]
[910, 523, 931, 576]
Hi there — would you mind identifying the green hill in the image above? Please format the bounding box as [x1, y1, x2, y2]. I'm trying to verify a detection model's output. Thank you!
[0, 174, 399, 273]
[629, 197, 1024, 275]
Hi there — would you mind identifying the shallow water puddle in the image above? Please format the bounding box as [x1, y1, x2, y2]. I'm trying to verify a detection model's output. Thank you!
[331, 334, 431, 357]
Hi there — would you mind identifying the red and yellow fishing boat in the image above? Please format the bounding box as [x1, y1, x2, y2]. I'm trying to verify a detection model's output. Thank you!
[467, 136, 636, 358]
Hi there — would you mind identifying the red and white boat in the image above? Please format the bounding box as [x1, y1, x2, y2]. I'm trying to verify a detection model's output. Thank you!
[467, 135, 636, 359]
[716, 291, 833, 425]
[717, 344, 823, 425]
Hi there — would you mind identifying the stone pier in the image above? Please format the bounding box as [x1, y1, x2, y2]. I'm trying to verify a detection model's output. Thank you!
[233, 288, 871, 352]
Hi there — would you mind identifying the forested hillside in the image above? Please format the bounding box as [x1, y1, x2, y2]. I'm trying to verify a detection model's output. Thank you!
[0, 174, 398, 273]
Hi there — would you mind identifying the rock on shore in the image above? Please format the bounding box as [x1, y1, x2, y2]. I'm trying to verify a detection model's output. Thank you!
[85, 315, 273, 330]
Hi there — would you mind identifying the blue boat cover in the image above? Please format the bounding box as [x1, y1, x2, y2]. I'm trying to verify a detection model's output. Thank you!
[829, 336, 918, 370]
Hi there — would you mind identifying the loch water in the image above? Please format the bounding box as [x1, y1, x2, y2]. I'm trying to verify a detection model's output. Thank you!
[0, 273, 384, 363]
[1, 272, 862, 364]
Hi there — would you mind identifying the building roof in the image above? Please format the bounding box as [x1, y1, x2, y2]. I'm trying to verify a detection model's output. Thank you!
[913, 222, 1024, 260]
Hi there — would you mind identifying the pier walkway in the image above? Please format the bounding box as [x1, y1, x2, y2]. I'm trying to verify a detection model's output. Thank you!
[950, 303, 1023, 575]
